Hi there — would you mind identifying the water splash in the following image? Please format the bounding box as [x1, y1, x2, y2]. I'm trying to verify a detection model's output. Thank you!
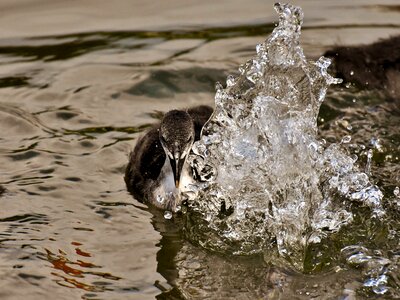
[185, 3, 383, 270]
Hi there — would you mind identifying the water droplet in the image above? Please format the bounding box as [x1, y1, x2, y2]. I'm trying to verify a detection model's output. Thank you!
[370, 137, 383, 152]
[350, 70, 354, 76]
[226, 75, 235, 87]
[394, 187, 399, 197]
[256, 43, 265, 55]
[215, 82, 223, 91]
[164, 211, 172, 220]
[156, 195, 164, 204]
[366, 150, 373, 174]
[338, 119, 352, 130]
[341, 135, 351, 144]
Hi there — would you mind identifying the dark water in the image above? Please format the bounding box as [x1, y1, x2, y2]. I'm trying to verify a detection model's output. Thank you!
[0, 1, 399, 299]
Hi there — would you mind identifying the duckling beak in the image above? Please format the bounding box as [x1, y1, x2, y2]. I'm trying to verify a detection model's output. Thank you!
[169, 155, 186, 188]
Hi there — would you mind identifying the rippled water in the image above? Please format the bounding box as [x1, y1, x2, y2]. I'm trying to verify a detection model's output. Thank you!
[0, 1, 399, 299]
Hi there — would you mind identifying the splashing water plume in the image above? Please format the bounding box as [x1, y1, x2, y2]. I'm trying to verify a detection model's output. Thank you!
[185, 3, 383, 270]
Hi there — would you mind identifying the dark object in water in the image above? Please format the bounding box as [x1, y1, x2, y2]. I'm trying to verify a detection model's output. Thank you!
[325, 35, 400, 100]
[125, 105, 213, 210]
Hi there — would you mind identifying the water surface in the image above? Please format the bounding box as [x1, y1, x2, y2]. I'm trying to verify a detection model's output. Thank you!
[0, 1, 399, 299]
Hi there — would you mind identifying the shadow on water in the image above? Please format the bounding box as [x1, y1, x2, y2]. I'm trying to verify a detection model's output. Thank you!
[0, 24, 276, 63]
[147, 208, 185, 300]
[0, 76, 31, 88]
[148, 207, 278, 299]
[126, 67, 228, 98]
[1, 22, 399, 64]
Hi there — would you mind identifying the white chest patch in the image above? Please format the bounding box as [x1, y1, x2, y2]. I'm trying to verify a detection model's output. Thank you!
[153, 159, 176, 201]
[152, 158, 194, 209]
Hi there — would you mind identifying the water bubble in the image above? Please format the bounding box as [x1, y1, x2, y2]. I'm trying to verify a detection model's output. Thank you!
[164, 211, 172, 220]
[347, 252, 371, 265]
[364, 275, 389, 295]
[350, 70, 354, 76]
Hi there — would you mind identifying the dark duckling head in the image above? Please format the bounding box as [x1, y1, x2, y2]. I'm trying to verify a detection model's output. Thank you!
[159, 110, 195, 188]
